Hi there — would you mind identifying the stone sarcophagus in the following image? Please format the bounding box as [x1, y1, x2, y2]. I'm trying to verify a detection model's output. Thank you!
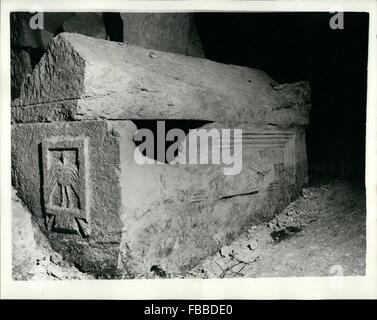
[11, 33, 311, 278]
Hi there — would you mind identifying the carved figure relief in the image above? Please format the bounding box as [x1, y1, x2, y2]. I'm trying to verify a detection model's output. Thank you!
[42, 137, 90, 237]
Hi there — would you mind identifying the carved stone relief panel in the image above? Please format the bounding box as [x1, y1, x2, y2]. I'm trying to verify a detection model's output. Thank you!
[41, 136, 90, 237]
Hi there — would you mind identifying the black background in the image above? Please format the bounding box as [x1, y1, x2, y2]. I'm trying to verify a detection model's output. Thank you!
[0, 300, 375, 317]
[193, 12, 369, 183]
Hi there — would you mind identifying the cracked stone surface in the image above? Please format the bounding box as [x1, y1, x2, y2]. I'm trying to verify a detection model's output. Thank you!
[11, 33, 310, 127]
[11, 33, 311, 277]
[13, 179, 365, 280]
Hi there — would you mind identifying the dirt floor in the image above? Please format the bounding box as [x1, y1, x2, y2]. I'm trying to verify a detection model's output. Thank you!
[12, 188, 94, 280]
[188, 179, 366, 278]
[12, 178, 366, 280]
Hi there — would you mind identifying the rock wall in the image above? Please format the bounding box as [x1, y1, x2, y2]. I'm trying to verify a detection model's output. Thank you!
[121, 13, 204, 57]
[10, 12, 107, 99]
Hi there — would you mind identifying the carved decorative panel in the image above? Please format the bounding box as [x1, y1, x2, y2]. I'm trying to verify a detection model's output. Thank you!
[41, 136, 90, 237]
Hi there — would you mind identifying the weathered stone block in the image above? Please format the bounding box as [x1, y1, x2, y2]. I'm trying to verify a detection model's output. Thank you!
[11, 33, 311, 277]
[12, 33, 310, 128]
[12, 120, 307, 276]
[12, 121, 123, 277]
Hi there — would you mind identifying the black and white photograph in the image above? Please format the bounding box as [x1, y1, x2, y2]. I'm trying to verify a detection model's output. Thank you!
[1, 0, 376, 300]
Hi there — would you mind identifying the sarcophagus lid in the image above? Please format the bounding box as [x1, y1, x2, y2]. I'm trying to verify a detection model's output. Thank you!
[12, 32, 310, 127]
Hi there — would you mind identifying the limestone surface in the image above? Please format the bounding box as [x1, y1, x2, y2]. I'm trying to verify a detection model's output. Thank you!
[12, 121, 123, 277]
[11, 33, 311, 277]
[12, 33, 311, 128]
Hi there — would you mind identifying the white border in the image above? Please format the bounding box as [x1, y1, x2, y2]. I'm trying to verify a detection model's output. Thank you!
[1, 0, 376, 299]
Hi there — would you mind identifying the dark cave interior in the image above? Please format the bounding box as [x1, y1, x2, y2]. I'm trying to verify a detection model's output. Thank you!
[194, 12, 369, 183]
